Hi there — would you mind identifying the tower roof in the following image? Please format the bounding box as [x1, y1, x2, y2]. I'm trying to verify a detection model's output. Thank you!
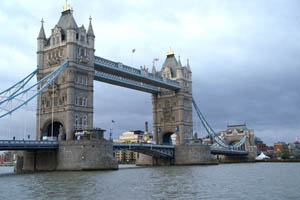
[37, 19, 46, 40]
[87, 16, 95, 37]
[57, 9, 78, 31]
[162, 51, 178, 78]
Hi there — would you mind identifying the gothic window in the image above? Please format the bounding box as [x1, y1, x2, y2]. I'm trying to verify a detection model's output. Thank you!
[83, 115, 87, 127]
[82, 98, 86, 107]
[84, 77, 88, 85]
[80, 49, 85, 57]
[79, 117, 83, 127]
[76, 33, 79, 40]
[79, 97, 82, 106]
[80, 35, 85, 42]
[52, 37, 55, 45]
[59, 98, 63, 106]
[75, 96, 78, 105]
[46, 101, 49, 108]
[62, 33, 65, 41]
[56, 36, 59, 44]
[62, 96, 65, 104]
[75, 114, 78, 127]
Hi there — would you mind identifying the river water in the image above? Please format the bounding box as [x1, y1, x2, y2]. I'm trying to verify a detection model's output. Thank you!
[0, 163, 299, 200]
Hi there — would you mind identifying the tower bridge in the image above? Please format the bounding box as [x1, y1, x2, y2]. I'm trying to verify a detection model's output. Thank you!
[0, 4, 257, 172]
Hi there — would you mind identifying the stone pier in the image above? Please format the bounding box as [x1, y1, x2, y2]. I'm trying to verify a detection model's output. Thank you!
[137, 144, 217, 166]
[15, 140, 118, 173]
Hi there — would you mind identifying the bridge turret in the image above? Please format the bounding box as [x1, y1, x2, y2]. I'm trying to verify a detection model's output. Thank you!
[87, 17, 95, 48]
[152, 50, 193, 145]
[37, 19, 46, 70]
[36, 6, 95, 141]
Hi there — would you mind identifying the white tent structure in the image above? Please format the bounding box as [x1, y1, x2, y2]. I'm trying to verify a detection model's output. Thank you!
[256, 152, 270, 161]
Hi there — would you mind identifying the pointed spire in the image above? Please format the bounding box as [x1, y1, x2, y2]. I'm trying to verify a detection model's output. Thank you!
[87, 16, 95, 37]
[38, 18, 46, 40]
[63, 0, 71, 12]
[152, 62, 156, 74]
[187, 58, 191, 72]
[177, 55, 182, 68]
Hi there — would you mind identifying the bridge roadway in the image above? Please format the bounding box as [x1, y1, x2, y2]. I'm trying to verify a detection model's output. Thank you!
[94, 56, 181, 93]
[0, 140, 58, 150]
[0, 140, 248, 158]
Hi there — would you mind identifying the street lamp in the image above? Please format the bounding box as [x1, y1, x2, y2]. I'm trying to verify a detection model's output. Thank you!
[109, 120, 115, 141]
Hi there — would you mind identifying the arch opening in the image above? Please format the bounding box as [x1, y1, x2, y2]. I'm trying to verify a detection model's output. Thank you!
[42, 121, 64, 139]
[162, 132, 177, 145]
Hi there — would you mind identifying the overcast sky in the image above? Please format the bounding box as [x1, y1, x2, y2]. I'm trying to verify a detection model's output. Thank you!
[0, 0, 299, 145]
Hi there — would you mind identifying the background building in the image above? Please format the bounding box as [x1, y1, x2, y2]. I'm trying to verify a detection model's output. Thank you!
[113, 122, 153, 164]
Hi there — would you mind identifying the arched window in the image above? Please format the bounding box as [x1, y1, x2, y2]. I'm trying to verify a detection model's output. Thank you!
[75, 96, 78, 105]
[82, 98, 86, 107]
[83, 115, 87, 128]
[79, 117, 83, 127]
[75, 114, 78, 128]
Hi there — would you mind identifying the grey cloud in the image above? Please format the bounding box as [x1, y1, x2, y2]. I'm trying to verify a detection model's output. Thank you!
[0, 0, 300, 145]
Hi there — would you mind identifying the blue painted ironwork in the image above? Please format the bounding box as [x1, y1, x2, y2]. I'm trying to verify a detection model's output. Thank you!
[0, 60, 69, 119]
[192, 97, 247, 150]
[113, 143, 174, 158]
[0, 69, 38, 102]
[0, 140, 58, 150]
[210, 146, 248, 156]
[94, 56, 181, 91]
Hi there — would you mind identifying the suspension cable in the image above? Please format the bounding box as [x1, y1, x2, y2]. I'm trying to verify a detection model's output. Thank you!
[51, 82, 54, 138]
[38, 86, 41, 140]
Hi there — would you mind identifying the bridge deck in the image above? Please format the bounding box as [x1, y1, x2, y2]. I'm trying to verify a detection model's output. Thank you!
[113, 143, 175, 158]
[94, 56, 181, 91]
[210, 147, 249, 156]
[0, 140, 248, 157]
[0, 140, 58, 151]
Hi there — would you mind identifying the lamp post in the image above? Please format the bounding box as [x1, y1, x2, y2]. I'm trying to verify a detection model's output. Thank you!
[109, 120, 115, 141]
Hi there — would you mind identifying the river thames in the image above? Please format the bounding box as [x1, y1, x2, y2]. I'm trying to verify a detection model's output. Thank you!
[0, 163, 299, 200]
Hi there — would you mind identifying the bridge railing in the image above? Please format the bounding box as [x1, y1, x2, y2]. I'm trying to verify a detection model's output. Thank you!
[94, 56, 180, 88]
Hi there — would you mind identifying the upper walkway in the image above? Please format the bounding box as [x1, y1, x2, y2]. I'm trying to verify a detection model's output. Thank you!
[94, 56, 181, 92]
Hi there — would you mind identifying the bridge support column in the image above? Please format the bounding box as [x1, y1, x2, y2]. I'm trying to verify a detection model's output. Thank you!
[14, 140, 118, 173]
[56, 140, 118, 170]
[14, 150, 57, 173]
[136, 154, 173, 166]
[174, 145, 218, 165]
[218, 146, 257, 163]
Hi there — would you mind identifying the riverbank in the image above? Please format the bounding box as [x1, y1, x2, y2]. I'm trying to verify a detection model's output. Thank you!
[256, 159, 300, 163]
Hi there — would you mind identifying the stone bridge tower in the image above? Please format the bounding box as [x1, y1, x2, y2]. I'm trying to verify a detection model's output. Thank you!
[152, 51, 193, 145]
[36, 6, 95, 140]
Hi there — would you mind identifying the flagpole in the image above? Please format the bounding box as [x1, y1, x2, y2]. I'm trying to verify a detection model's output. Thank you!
[131, 49, 136, 67]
